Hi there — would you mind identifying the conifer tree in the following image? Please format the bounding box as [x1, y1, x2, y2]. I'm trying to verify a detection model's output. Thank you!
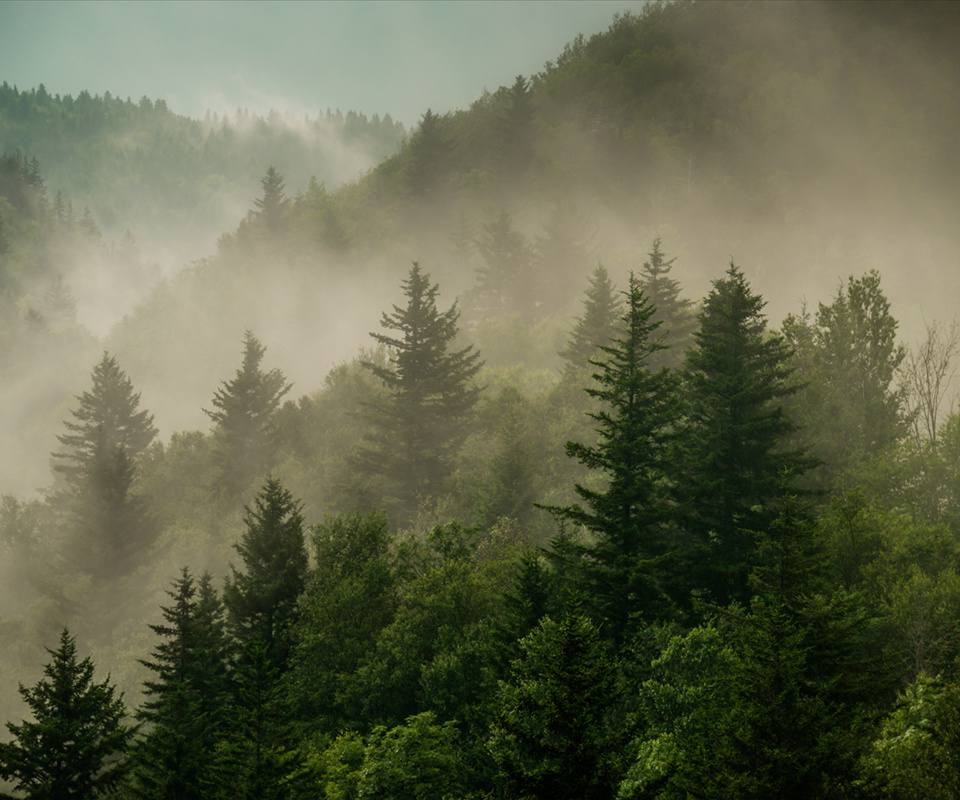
[52, 353, 158, 587]
[358, 263, 482, 524]
[254, 166, 290, 233]
[475, 210, 536, 318]
[0, 629, 135, 799]
[206, 331, 291, 499]
[53, 351, 157, 492]
[637, 236, 695, 371]
[131, 569, 229, 800]
[559, 263, 623, 373]
[678, 264, 812, 606]
[223, 477, 308, 674]
[548, 273, 680, 642]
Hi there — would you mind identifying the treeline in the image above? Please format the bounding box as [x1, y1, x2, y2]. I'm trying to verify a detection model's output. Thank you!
[0, 80, 406, 262]
[3, 234, 960, 797]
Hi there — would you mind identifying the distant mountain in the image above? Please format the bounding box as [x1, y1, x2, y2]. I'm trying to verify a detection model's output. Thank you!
[0, 83, 406, 272]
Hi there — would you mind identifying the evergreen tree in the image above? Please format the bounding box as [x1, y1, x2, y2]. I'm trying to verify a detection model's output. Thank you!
[51, 353, 158, 588]
[358, 263, 482, 524]
[559, 262, 623, 373]
[637, 236, 695, 372]
[0, 629, 135, 799]
[130, 569, 229, 800]
[254, 166, 290, 233]
[547, 273, 680, 642]
[488, 613, 624, 800]
[223, 477, 308, 674]
[678, 264, 812, 606]
[205, 331, 291, 499]
[403, 109, 451, 199]
[53, 352, 157, 492]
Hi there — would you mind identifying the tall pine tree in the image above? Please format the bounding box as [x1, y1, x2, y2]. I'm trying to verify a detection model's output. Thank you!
[678, 264, 812, 606]
[547, 273, 680, 642]
[357, 263, 482, 524]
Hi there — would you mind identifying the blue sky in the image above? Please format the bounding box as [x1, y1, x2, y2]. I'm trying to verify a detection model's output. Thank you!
[0, 0, 646, 125]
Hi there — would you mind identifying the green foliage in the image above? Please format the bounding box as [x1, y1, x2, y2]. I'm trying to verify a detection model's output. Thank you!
[488, 613, 624, 800]
[860, 674, 960, 799]
[357, 264, 482, 525]
[130, 568, 229, 799]
[52, 351, 157, 491]
[678, 263, 812, 606]
[637, 236, 695, 372]
[206, 331, 291, 499]
[0, 629, 135, 799]
[783, 270, 908, 485]
[289, 511, 397, 731]
[223, 478, 308, 673]
[548, 273, 680, 641]
[558, 262, 623, 374]
[358, 712, 464, 800]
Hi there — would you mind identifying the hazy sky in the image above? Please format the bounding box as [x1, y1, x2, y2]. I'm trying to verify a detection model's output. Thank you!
[0, 0, 646, 126]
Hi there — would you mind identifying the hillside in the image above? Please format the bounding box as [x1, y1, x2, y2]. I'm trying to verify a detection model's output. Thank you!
[3, 4, 960, 796]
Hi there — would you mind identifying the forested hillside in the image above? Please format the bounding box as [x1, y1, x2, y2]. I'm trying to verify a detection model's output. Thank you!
[2, 1, 960, 798]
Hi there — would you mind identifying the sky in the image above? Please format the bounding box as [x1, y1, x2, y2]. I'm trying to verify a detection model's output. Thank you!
[0, 0, 647, 126]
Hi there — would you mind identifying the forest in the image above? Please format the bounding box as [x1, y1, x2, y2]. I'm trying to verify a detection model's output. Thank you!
[1, 1, 960, 797]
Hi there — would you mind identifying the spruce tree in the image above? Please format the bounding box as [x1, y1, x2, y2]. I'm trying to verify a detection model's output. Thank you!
[678, 264, 812, 606]
[223, 477, 308, 674]
[559, 262, 623, 374]
[205, 331, 291, 499]
[547, 273, 680, 642]
[131, 569, 229, 800]
[52, 353, 158, 588]
[53, 351, 157, 492]
[0, 629, 135, 799]
[253, 166, 290, 233]
[475, 210, 536, 318]
[358, 263, 482, 524]
[637, 236, 695, 371]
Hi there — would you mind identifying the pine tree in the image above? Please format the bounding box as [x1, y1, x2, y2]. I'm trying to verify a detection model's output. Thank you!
[488, 613, 623, 800]
[131, 569, 229, 800]
[53, 352, 157, 492]
[253, 166, 290, 233]
[678, 264, 812, 606]
[559, 263, 623, 374]
[52, 353, 158, 587]
[547, 273, 680, 642]
[205, 331, 291, 499]
[358, 263, 482, 524]
[0, 629, 135, 799]
[223, 478, 308, 674]
[637, 236, 695, 371]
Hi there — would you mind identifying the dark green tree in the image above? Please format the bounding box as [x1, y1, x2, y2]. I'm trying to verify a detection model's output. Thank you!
[547, 273, 680, 642]
[488, 613, 624, 800]
[678, 264, 812, 606]
[403, 109, 451, 199]
[637, 236, 695, 372]
[0, 629, 135, 799]
[205, 331, 291, 499]
[223, 477, 308, 674]
[130, 569, 229, 800]
[358, 263, 482, 524]
[289, 511, 397, 731]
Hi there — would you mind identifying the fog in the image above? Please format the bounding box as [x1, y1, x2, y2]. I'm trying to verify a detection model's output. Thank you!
[1, 0, 959, 746]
